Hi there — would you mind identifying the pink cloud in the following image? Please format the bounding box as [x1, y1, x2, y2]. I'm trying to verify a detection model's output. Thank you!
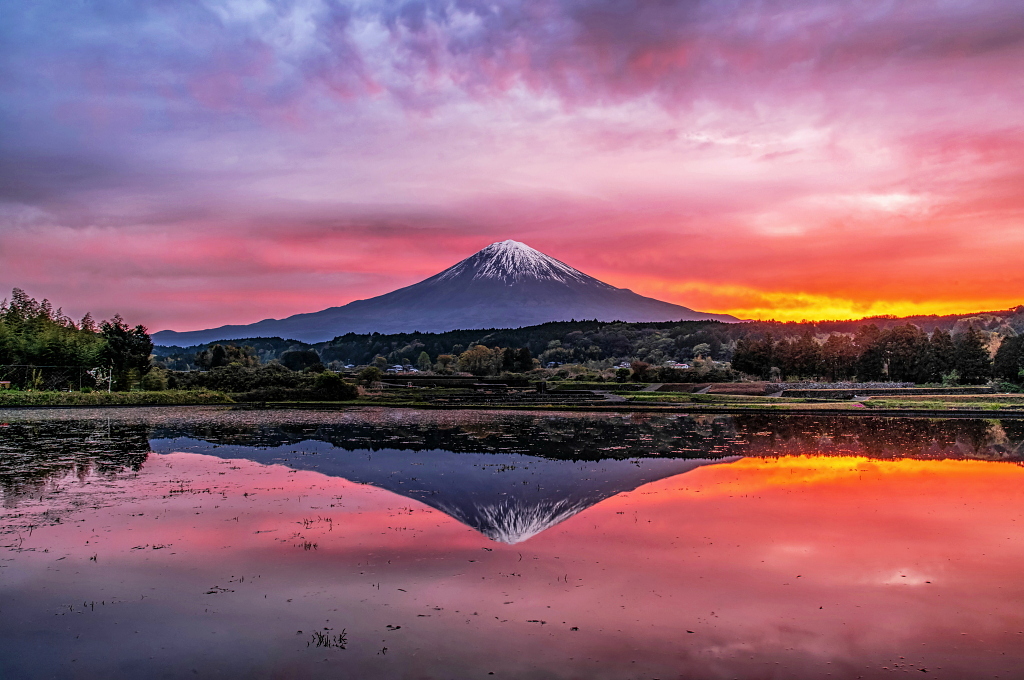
[2, 0, 1023, 327]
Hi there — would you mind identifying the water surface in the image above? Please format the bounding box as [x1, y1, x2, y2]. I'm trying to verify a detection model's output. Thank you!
[2, 407, 1023, 679]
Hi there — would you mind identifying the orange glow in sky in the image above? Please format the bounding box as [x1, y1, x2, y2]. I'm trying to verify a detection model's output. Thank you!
[3, 1, 1023, 328]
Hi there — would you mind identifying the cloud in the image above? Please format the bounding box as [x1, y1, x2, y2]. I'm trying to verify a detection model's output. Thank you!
[1, 0, 1023, 327]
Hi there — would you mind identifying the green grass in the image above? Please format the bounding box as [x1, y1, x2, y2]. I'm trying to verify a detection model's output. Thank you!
[863, 397, 1024, 410]
[0, 389, 233, 407]
[548, 382, 645, 391]
[863, 394, 1024, 404]
[624, 392, 815, 404]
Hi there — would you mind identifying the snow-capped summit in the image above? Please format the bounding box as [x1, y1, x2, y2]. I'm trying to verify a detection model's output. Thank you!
[434, 240, 614, 287]
[153, 240, 738, 344]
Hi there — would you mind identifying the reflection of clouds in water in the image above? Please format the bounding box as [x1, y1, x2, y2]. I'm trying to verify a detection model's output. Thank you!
[769, 544, 818, 556]
[148, 434, 740, 542]
[880, 570, 933, 586]
[5, 412, 1024, 679]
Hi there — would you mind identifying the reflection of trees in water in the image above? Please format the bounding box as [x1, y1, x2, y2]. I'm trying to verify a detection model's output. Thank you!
[0, 422, 150, 507]
[3, 414, 1022, 509]
[732, 416, 1024, 461]
[151, 414, 745, 460]
[152, 414, 1024, 462]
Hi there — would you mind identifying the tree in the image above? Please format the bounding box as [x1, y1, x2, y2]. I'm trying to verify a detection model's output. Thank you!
[854, 324, 884, 380]
[629, 360, 652, 382]
[417, 351, 432, 372]
[731, 335, 775, 379]
[515, 347, 534, 372]
[785, 330, 822, 379]
[357, 366, 383, 385]
[434, 354, 456, 374]
[876, 324, 931, 383]
[280, 349, 322, 372]
[501, 346, 533, 373]
[141, 368, 168, 391]
[820, 334, 858, 381]
[196, 344, 259, 369]
[458, 345, 498, 376]
[928, 329, 956, 382]
[993, 335, 1024, 383]
[692, 343, 711, 359]
[0, 288, 104, 371]
[312, 371, 358, 400]
[100, 315, 153, 390]
[953, 326, 992, 385]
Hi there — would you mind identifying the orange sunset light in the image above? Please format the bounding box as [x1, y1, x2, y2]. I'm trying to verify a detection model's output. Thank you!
[2, 0, 1022, 328]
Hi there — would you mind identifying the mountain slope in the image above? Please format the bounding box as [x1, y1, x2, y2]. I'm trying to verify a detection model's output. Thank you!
[153, 240, 737, 345]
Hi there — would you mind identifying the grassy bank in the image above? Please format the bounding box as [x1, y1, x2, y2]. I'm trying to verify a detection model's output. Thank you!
[624, 392, 810, 404]
[6, 385, 1024, 416]
[0, 389, 233, 407]
[862, 395, 1024, 411]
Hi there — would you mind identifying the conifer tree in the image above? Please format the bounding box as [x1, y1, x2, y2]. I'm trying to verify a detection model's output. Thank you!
[928, 329, 956, 382]
[993, 336, 1024, 384]
[952, 326, 991, 384]
[417, 351, 432, 371]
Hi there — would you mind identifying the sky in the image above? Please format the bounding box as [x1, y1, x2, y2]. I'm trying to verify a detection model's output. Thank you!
[1, 0, 1023, 331]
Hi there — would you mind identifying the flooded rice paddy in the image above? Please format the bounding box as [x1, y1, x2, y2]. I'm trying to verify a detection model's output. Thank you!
[2, 406, 1024, 679]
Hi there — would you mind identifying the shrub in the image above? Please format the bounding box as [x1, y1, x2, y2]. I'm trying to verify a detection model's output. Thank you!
[312, 371, 358, 400]
[141, 368, 168, 391]
[169, 364, 302, 393]
[357, 366, 383, 385]
[280, 349, 323, 371]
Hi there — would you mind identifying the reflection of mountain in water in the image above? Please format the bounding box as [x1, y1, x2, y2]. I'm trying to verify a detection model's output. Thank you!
[149, 437, 736, 543]
[5, 411, 1023, 518]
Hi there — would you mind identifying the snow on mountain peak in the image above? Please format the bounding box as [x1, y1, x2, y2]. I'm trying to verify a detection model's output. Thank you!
[435, 240, 615, 287]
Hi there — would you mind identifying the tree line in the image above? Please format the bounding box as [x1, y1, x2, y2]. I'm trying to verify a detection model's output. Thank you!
[0, 289, 152, 389]
[732, 324, 1004, 385]
[154, 306, 1024, 376]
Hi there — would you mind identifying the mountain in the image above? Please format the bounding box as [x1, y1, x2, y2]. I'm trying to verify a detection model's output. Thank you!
[149, 435, 738, 544]
[152, 240, 738, 345]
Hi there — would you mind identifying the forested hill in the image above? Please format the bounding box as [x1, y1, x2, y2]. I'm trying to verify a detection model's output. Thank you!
[151, 307, 1024, 371]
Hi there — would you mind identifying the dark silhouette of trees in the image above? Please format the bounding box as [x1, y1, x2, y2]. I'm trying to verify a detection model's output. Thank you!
[196, 344, 259, 369]
[99, 315, 153, 390]
[312, 371, 359, 399]
[280, 349, 323, 372]
[875, 324, 931, 383]
[953, 326, 992, 384]
[502, 347, 533, 372]
[776, 330, 821, 379]
[928, 329, 956, 381]
[730, 322, 996, 385]
[854, 325, 885, 380]
[731, 335, 774, 379]
[819, 334, 858, 381]
[994, 336, 1024, 383]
